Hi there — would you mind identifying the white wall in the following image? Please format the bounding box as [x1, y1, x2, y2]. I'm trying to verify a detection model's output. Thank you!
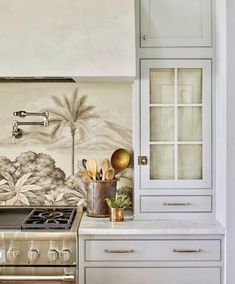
[0, 0, 136, 77]
[215, 0, 227, 226]
[226, 0, 235, 282]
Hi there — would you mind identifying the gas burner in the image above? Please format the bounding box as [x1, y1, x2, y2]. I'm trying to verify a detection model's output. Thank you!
[21, 208, 76, 230]
[38, 211, 64, 219]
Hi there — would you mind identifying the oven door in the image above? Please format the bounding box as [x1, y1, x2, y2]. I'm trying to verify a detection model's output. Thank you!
[0, 267, 76, 284]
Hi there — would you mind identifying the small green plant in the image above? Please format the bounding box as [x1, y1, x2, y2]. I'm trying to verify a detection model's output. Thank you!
[105, 195, 132, 209]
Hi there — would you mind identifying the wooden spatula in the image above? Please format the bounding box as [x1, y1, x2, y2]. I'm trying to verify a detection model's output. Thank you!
[101, 159, 110, 181]
[86, 159, 97, 180]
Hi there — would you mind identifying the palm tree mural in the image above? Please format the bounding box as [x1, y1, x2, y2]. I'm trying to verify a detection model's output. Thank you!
[43, 88, 99, 175]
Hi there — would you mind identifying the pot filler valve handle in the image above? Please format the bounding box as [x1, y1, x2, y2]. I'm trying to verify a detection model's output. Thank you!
[12, 111, 49, 143]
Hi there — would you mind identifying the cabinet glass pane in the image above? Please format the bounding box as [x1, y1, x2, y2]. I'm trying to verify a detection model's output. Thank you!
[150, 107, 174, 141]
[150, 68, 174, 104]
[178, 107, 202, 141]
[150, 145, 174, 179]
[178, 68, 202, 104]
[178, 145, 202, 179]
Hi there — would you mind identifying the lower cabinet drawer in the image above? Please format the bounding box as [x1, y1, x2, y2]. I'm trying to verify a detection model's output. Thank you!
[140, 195, 212, 213]
[85, 239, 221, 261]
[85, 267, 221, 284]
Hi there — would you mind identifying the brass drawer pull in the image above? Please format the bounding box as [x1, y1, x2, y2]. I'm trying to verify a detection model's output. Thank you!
[163, 202, 191, 206]
[104, 249, 135, 254]
[173, 248, 202, 253]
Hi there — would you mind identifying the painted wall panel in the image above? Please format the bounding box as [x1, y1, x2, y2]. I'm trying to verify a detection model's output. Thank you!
[0, 82, 133, 206]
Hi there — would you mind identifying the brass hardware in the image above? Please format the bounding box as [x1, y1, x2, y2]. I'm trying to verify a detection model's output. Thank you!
[138, 156, 147, 165]
[105, 249, 135, 254]
[163, 202, 191, 206]
[173, 248, 202, 253]
[143, 34, 148, 40]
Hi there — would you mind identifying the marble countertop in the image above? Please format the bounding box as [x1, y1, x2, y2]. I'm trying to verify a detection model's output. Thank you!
[79, 213, 225, 235]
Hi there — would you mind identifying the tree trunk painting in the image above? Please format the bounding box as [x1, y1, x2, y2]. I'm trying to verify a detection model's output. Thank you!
[71, 130, 75, 175]
[43, 88, 99, 176]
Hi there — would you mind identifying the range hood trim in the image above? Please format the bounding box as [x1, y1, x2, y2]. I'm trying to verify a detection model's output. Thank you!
[0, 77, 76, 83]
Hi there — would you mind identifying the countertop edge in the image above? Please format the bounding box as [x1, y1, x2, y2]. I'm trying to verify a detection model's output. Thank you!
[78, 214, 225, 236]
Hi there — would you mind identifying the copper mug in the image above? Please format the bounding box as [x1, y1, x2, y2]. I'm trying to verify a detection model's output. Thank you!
[109, 208, 124, 222]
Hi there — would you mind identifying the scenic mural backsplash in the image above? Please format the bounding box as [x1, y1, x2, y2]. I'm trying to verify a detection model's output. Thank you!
[0, 82, 132, 207]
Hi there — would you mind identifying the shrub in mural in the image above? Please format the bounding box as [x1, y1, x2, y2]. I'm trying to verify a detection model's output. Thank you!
[0, 151, 87, 207]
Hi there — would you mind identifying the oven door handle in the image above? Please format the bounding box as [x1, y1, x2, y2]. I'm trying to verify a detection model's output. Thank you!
[0, 275, 75, 282]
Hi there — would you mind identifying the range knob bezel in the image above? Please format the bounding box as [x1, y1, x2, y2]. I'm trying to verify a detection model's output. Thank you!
[48, 249, 59, 263]
[61, 249, 72, 263]
[28, 249, 40, 263]
[7, 248, 20, 263]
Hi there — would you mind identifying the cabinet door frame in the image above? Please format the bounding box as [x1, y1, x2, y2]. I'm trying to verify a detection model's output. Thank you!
[140, 0, 212, 47]
[140, 59, 211, 189]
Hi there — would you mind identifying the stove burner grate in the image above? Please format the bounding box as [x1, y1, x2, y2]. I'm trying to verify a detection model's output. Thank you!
[21, 208, 76, 230]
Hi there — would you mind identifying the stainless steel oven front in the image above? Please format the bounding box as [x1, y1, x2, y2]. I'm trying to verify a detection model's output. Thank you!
[0, 234, 77, 284]
[0, 207, 82, 284]
[0, 267, 76, 283]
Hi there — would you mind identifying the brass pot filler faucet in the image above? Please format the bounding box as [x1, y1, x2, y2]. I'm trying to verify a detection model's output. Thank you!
[12, 111, 49, 142]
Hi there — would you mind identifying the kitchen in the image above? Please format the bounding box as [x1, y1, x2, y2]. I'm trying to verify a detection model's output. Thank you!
[0, 0, 233, 283]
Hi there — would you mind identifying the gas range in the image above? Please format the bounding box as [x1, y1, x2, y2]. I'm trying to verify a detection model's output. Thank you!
[0, 207, 83, 283]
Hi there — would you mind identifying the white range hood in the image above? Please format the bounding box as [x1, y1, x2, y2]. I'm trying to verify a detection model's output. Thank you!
[0, 0, 136, 78]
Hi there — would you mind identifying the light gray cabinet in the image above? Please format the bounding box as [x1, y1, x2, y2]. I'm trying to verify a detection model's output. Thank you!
[140, 0, 212, 47]
[134, 0, 214, 219]
[79, 234, 223, 284]
[86, 267, 220, 284]
[140, 59, 211, 189]
[135, 59, 212, 218]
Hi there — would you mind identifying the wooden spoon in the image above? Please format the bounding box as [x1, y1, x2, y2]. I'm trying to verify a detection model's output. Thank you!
[101, 159, 110, 181]
[86, 159, 97, 180]
[105, 168, 115, 180]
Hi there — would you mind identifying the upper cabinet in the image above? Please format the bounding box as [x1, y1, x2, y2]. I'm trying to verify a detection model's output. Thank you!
[134, 0, 214, 219]
[140, 59, 211, 189]
[140, 0, 212, 47]
[0, 0, 136, 77]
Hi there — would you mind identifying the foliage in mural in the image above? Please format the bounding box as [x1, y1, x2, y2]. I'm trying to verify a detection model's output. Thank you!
[0, 152, 87, 207]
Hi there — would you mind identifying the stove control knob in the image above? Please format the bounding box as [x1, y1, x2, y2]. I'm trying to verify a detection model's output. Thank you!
[61, 249, 72, 263]
[28, 249, 39, 263]
[7, 248, 20, 263]
[48, 249, 59, 262]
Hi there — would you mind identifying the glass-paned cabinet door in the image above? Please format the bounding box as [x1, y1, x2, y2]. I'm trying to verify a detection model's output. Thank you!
[140, 60, 211, 188]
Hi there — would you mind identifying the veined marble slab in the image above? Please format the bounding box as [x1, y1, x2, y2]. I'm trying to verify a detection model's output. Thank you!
[79, 213, 225, 235]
